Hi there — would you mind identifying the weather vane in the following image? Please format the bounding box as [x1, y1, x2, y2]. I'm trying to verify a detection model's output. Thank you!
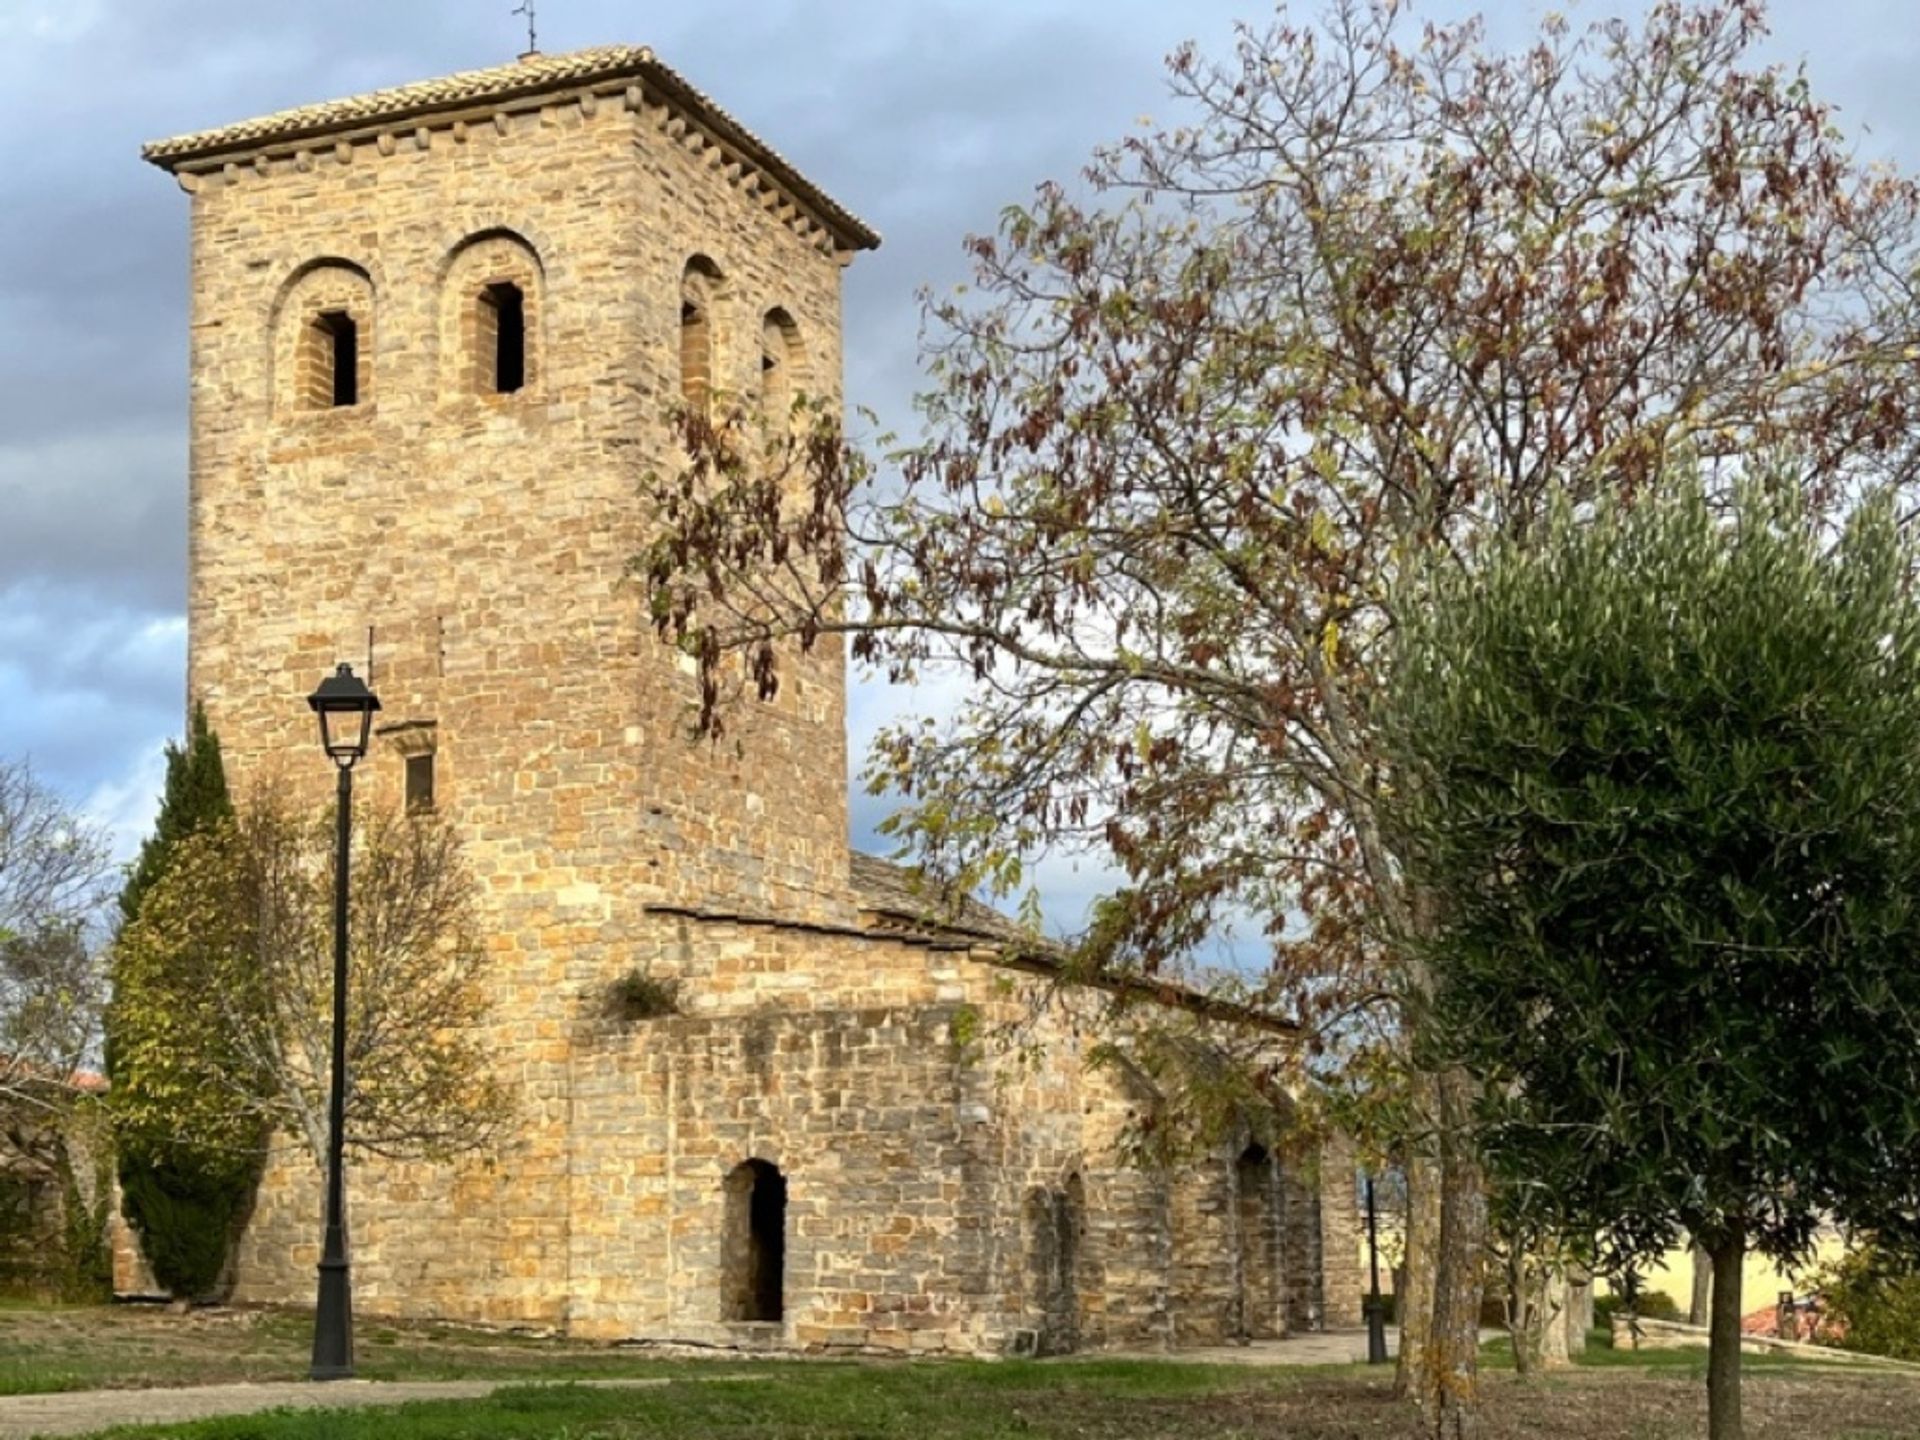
[512, 0, 538, 56]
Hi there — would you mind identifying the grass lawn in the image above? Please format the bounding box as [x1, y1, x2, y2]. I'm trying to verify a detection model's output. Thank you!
[2, 1306, 1915, 1439]
[0, 1304, 742, 1396]
[72, 1357, 1920, 1440]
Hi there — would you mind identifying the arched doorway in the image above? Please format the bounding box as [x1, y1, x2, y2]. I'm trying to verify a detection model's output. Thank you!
[722, 1159, 787, 1322]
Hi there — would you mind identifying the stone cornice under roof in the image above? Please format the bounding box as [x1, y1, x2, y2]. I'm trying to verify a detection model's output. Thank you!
[141, 45, 880, 253]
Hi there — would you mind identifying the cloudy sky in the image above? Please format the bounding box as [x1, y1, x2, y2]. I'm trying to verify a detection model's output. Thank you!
[2, 0, 1916, 941]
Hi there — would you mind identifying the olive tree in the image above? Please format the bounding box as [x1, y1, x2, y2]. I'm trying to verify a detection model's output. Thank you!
[1382, 480, 1920, 1440]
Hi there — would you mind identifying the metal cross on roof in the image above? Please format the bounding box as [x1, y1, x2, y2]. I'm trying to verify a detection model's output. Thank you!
[512, 0, 538, 57]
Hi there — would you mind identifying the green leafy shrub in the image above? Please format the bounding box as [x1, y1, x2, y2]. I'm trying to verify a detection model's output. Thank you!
[1817, 1247, 1920, 1362]
[605, 968, 682, 1022]
[1637, 1290, 1683, 1322]
[1593, 1288, 1681, 1331]
[117, 1145, 262, 1300]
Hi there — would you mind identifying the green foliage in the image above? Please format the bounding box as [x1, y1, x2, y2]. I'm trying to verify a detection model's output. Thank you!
[107, 706, 260, 1301]
[1817, 1247, 1920, 1362]
[1592, 1289, 1683, 1325]
[603, 969, 682, 1023]
[1638, 1291, 1684, 1323]
[114, 795, 509, 1173]
[115, 1146, 258, 1301]
[0, 1175, 46, 1297]
[0, 1103, 114, 1303]
[52, 1113, 113, 1305]
[1385, 477, 1920, 1274]
[116, 706, 230, 926]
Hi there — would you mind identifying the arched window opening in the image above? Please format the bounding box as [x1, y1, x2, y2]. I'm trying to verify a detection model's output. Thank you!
[680, 258, 723, 416]
[440, 232, 541, 404]
[479, 282, 526, 394]
[760, 309, 805, 439]
[273, 259, 374, 417]
[306, 310, 359, 409]
[722, 1159, 786, 1323]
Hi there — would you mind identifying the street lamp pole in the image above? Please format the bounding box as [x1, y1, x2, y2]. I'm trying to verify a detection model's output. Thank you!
[1364, 1175, 1390, 1365]
[306, 663, 380, 1383]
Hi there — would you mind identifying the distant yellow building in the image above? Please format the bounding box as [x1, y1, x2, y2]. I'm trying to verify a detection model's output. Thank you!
[1601, 1230, 1850, 1321]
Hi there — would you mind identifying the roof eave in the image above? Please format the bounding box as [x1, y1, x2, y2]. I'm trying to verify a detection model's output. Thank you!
[141, 50, 881, 253]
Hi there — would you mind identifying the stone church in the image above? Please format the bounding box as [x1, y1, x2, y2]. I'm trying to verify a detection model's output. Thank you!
[136, 46, 1362, 1354]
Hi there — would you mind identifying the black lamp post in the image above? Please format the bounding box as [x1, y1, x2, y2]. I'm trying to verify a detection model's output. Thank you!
[306, 662, 380, 1382]
[1363, 1174, 1390, 1365]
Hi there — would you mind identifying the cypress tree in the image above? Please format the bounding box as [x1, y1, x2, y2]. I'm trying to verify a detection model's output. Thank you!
[109, 706, 263, 1301]
[118, 706, 231, 924]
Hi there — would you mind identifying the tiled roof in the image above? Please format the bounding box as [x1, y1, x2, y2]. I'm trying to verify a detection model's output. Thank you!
[141, 45, 880, 251]
[848, 852, 1026, 943]
[847, 851, 1300, 1035]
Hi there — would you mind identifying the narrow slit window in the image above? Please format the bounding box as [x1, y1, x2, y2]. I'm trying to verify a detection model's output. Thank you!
[481, 282, 526, 394]
[405, 753, 435, 814]
[761, 345, 782, 422]
[314, 311, 358, 407]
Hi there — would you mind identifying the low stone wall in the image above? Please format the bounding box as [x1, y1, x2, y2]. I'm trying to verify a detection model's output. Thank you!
[1610, 1314, 1920, 1368]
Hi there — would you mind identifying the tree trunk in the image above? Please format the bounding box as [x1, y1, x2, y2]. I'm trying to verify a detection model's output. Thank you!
[1707, 1232, 1746, 1440]
[1563, 1270, 1593, 1357]
[1394, 1072, 1487, 1438]
[1395, 1149, 1441, 1398]
[1690, 1242, 1713, 1327]
[1426, 1070, 1486, 1439]
[1506, 1251, 1536, 1377]
[1538, 1268, 1571, 1369]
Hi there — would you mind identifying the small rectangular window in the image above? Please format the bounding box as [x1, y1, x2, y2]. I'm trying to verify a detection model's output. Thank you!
[405, 752, 435, 814]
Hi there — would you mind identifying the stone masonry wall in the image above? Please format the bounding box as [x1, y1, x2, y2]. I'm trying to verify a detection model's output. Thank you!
[228, 901, 1355, 1352]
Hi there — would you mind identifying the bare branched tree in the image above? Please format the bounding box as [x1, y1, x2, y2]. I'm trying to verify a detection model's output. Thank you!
[0, 759, 110, 1117]
[111, 790, 510, 1171]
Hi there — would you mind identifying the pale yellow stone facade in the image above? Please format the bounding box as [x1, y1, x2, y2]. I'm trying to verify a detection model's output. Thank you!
[136, 47, 1361, 1353]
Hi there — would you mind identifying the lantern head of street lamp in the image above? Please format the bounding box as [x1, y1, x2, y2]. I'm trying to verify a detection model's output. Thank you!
[308, 663, 382, 769]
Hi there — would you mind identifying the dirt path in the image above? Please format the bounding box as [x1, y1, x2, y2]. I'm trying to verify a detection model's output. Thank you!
[0, 1376, 673, 1438]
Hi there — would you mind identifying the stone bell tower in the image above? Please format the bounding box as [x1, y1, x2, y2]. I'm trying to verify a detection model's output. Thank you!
[144, 45, 880, 919]
[142, 48, 879, 1323]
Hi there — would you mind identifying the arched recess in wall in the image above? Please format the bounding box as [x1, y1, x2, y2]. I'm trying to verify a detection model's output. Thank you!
[270, 259, 376, 416]
[721, 1158, 786, 1323]
[680, 256, 725, 418]
[439, 229, 546, 403]
[1025, 1171, 1090, 1355]
[1234, 1144, 1283, 1341]
[759, 308, 807, 439]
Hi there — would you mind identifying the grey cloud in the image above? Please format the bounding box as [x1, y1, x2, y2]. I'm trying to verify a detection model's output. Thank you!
[0, 430, 186, 610]
[0, 582, 182, 802]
